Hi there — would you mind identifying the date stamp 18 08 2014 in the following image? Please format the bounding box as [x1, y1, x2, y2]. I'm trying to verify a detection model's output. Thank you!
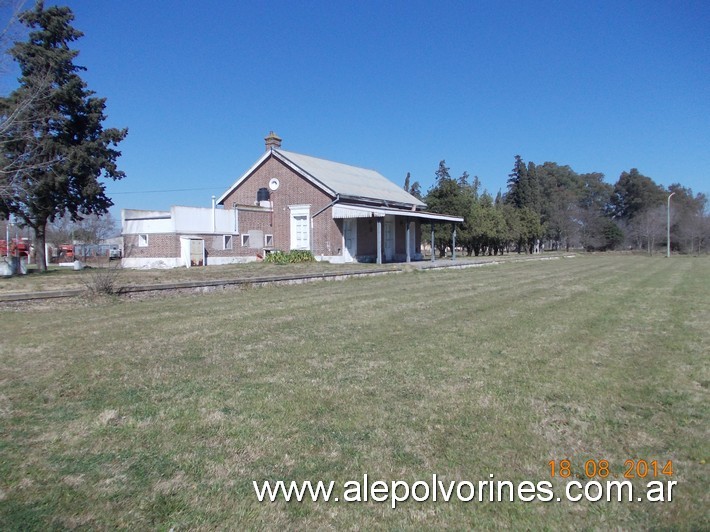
[548, 459, 674, 479]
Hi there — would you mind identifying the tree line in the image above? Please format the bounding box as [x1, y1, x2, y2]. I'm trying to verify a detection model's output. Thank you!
[407, 158, 708, 257]
[3, 3, 707, 273]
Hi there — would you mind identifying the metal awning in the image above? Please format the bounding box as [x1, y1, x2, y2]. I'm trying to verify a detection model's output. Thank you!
[332, 204, 463, 223]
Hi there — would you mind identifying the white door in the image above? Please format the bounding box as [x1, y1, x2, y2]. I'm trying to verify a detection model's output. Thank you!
[343, 219, 357, 261]
[190, 239, 204, 266]
[290, 206, 310, 250]
[180, 237, 191, 268]
[384, 217, 395, 261]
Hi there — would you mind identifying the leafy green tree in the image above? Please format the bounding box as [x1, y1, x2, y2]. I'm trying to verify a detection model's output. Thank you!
[536, 164, 616, 251]
[464, 193, 485, 256]
[516, 207, 543, 253]
[455, 171, 480, 254]
[0, 2, 127, 270]
[610, 168, 665, 221]
[498, 203, 517, 252]
[601, 219, 624, 250]
[466, 191, 507, 256]
[424, 161, 472, 257]
[574, 172, 615, 250]
[403, 172, 411, 193]
[535, 162, 580, 250]
[489, 201, 509, 255]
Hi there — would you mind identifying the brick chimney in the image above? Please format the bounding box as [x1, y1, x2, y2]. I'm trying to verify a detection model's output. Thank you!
[264, 131, 282, 151]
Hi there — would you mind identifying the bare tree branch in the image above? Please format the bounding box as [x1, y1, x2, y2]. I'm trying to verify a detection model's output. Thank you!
[1, 69, 63, 208]
[0, 0, 26, 73]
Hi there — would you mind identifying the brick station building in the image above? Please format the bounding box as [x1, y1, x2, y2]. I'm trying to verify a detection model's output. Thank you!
[122, 132, 462, 268]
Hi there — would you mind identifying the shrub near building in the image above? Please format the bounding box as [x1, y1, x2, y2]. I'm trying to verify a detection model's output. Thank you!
[263, 250, 316, 264]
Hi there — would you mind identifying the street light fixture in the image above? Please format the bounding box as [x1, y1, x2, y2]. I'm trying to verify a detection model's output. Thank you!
[667, 192, 675, 258]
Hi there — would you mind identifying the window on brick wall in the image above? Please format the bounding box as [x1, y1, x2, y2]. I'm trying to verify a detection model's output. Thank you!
[223, 235, 233, 250]
[264, 234, 273, 247]
[138, 234, 149, 247]
[241, 234, 250, 247]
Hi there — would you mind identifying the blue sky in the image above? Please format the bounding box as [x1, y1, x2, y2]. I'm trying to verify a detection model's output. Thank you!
[3, 0, 709, 217]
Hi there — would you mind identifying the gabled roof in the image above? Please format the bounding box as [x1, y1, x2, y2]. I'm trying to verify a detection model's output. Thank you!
[217, 148, 426, 209]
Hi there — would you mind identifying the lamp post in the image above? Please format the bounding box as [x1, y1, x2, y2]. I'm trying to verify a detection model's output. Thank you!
[667, 192, 675, 258]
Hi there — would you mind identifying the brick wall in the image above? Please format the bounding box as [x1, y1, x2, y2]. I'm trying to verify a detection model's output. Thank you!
[357, 218, 377, 256]
[220, 155, 342, 256]
[124, 233, 180, 259]
[124, 229, 271, 261]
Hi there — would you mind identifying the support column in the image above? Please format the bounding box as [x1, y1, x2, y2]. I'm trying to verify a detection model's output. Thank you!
[376, 217, 382, 265]
[431, 224, 435, 262]
[405, 219, 411, 263]
[452, 223, 457, 260]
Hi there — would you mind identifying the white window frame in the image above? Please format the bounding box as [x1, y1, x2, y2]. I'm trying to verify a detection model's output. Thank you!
[241, 234, 250, 247]
[138, 234, 149, 247]
[223, 234, 233, 250]
[264, 234, 274, 247]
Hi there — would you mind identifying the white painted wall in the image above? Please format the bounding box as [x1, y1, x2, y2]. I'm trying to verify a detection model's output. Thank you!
[122, 209, 172, 234]
[122, 255, 256, 269]
[122, 206, 237, 235]
[172, 206, 234, 233]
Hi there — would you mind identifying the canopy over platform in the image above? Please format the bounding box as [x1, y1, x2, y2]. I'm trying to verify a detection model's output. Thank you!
[332, 203, 463, 223]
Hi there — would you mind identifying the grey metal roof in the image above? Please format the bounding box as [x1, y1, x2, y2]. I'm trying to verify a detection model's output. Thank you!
[275, 149, 426, 208]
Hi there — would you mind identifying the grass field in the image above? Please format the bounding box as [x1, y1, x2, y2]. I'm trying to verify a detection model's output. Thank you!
[0, 255, 707, 529]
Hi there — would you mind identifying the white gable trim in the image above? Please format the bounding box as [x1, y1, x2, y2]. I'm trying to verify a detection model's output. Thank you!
[216, 150, 272, 205]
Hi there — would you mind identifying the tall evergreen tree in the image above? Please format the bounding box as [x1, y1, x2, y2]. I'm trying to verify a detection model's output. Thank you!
[0, 2, 127, 270]
[458, 170, 469, 187]
[525, 161, 541, 214]
[505, 155, 527, 209]
[425, 160, 471, 257]
[409, 181, 422, 199]
[435, 160, 451, 182]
